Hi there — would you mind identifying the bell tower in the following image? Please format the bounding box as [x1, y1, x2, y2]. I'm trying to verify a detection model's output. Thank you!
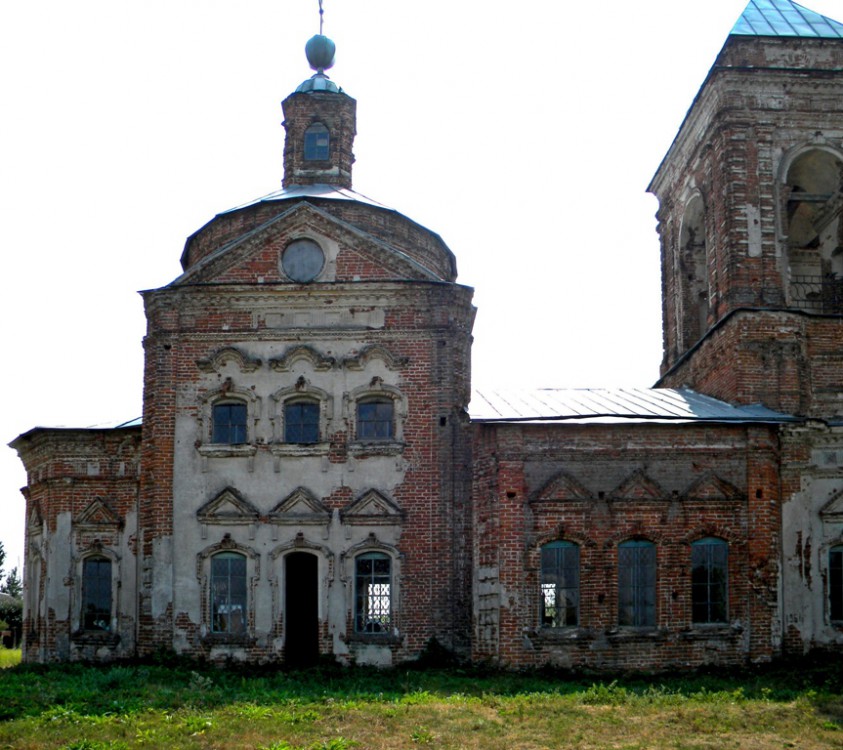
[281, 33, 356, 188]
[650, 0, 843, 417]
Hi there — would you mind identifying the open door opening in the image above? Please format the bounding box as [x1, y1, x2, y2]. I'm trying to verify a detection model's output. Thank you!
[284, 551, 319, 667]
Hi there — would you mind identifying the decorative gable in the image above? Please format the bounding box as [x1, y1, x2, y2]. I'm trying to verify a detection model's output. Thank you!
[610, 470, 666, 502]
[821, 487, 843, 522]
[269, 488, 331, 526]
[196, 487, 260, 525]
[532, 470, 593, 503]
[340, 489, 405, 525]
[197, 346, 262, 373]
[342, 345, 408, 371]
[269, 345, 336, 372]
[75, 497, 122, 530]
[684, 473, 742, 501]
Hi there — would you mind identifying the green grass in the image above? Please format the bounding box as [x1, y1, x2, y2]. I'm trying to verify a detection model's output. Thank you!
[0, 659, 841, 748]
[0, 647, 20, 669]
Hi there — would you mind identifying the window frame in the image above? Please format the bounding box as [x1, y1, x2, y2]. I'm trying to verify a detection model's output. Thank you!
[356, 398, 395, 442]
[81, 555, 113, 632]
[540, 541, 580, 628]
[830, 545, 843, 623]
[354, 552, 392, 634]
[691, 537, 729, 625]
[304, 122, 330, 161]
[211, 401, 248, 445]
[210, 551, 248, 636]
[618, 540, 656, 628]
[283, 398, 321, 444]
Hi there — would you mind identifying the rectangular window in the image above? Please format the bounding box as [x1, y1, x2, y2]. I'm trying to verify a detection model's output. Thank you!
[211, 552, 247, 635]
[285, 401, 320, 444]
[212, 403, 247, 444]
[355, 553, 391, 633]
[618, 541, 656, 627]
[82, 557, 112, 631]
[540, 542, 579, 627]
[691, 538, 728, 624]
[831, 547, 843, 622]
[357, 400, 394, 441]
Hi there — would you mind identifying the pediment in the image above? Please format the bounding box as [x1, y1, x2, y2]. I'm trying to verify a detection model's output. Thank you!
[76, 497, 121, 529]
[197, 487, 260, 525]
[610, 470, 666, 502]
[684, 473, 742, 501]
[342, 345, 408, 371]
[174, 202, 443, 286]
[269, 345, 336, 372]
[340, 490, 405, 525]
[533, 470, 593, 503]
[197, 346, 262, 373]
[821, 486, 843, 522]
[269, 488, 331, 525]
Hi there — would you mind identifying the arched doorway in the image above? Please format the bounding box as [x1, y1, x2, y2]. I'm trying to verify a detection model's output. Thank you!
[284, 552, 319, 667]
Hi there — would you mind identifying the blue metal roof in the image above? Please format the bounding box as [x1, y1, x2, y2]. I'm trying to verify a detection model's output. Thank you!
[732, 0, 843, 38]
[470, 387, 799, 424]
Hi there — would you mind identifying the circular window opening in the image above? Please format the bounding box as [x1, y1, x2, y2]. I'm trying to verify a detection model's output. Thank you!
[281, 239, 325, 283]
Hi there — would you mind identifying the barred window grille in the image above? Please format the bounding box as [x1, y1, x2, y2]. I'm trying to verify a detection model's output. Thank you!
[691, 538, 728, 624]
[618, 540, 656, 627]
[540, 541, 579, 627]
[355, 552, 391, 633]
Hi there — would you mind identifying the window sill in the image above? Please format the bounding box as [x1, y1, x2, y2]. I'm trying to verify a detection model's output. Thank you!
[197, 444, 257, 459]
[201, 632, 252, 646]
[269, 443, 330, 458]
[344, 632, 402, 645]
[605, 627, 667, 642]
[532, 627, 593, 643]
[681, 624, 742, 639]
[71, 630, 121, 647]
[348, 441, 405, 457]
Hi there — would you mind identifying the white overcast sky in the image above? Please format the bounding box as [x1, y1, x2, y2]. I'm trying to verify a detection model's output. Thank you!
[2, 0, 842, 570]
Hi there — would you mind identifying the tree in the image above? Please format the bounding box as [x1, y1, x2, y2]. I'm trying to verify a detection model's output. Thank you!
[0, 540, 5, 583]
[3, 567, 21, 599]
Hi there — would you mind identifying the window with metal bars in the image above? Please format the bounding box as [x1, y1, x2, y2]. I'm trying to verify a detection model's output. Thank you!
[355, 552, 391, 633]
[618, 540, 656, 627]
[540, 541, 579, 627]
[211, 552, 247, 635]
[691, 537, 728, 624]
[82, 556, 112, 631]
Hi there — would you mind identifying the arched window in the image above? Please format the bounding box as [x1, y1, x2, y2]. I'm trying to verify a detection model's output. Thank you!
[355, 552, 391, 633]
[284, 399, 320, 444]
[830, 545, 843, 623]
[691, 537, 728, 624]
[212, 402, 247, 444]
[618, 540, 656, 627]
[211, 552, 247, 635]
[357, 398, 394, 441]
[540, 541, 579, 627]
[304, 123, 330, 161]
[81, 556, 112, 631]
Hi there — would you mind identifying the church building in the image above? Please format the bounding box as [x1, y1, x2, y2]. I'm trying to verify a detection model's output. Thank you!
[12, 0, 843, 670]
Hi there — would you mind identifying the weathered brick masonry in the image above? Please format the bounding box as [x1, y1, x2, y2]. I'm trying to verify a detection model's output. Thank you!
[13, 4, 843, 669]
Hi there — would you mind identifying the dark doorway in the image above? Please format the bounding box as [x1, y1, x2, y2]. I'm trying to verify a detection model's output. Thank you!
[285, 552, 319, 667]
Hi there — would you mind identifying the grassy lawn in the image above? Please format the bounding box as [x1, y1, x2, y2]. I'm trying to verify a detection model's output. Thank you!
[0, 659, 842, 749]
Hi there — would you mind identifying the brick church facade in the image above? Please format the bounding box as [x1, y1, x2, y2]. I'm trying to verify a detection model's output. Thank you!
[12, 1, 843, 670]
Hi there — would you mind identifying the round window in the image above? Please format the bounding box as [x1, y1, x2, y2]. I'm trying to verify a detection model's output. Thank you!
[281, 239, 325, 282]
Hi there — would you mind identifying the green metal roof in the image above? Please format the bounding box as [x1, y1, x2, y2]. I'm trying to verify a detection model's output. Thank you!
[732, 0, 843, 38]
